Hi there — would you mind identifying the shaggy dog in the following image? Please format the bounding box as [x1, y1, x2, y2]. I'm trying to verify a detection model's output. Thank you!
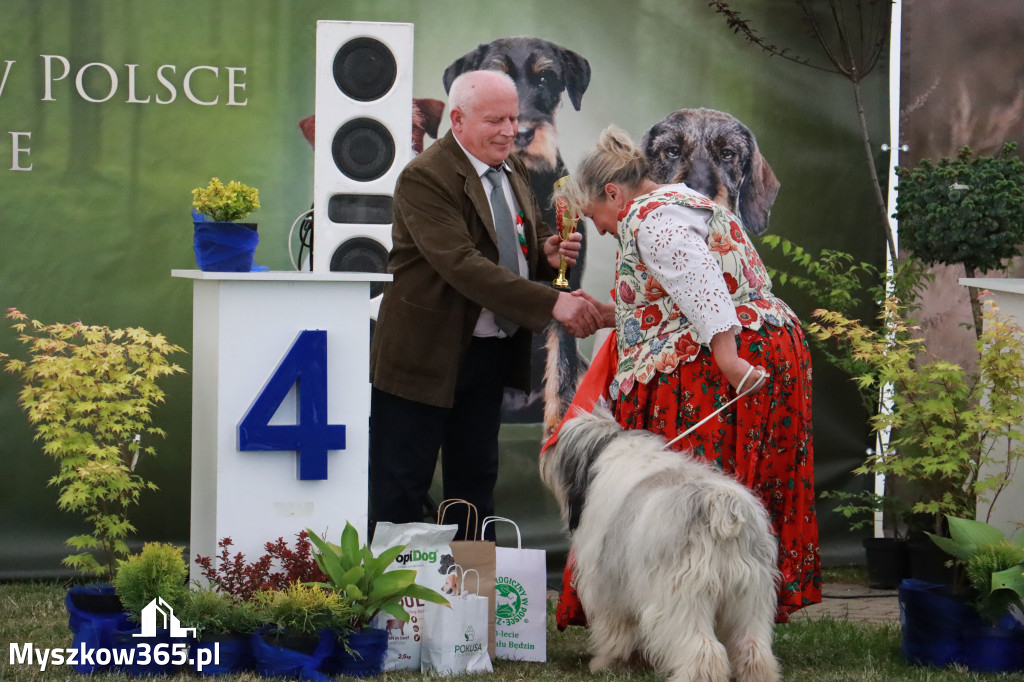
[641, 108, 780, 235]
[540, 408, 780, 682]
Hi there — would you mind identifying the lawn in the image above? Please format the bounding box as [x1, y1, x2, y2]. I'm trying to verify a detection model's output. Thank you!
[2, 581, 1022, 682]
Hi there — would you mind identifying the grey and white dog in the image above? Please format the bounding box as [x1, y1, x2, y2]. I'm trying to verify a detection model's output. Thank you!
[540, 408, 780, 682]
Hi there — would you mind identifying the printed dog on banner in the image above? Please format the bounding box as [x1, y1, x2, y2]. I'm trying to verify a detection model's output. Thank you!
[481, 516, 547, 662]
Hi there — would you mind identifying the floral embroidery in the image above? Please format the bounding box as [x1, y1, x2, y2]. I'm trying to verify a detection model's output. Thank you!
[639, 305, 663, 330]
[613, 187, 798, 394]
[723, 272, 739, 294]
[708, 232, 736, 255]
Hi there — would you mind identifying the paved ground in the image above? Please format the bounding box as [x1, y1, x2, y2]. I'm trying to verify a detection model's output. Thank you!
[791, 582, 900, 623]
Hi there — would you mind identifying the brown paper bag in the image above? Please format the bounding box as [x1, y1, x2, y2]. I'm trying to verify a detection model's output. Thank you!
[437, 499, 497, 659]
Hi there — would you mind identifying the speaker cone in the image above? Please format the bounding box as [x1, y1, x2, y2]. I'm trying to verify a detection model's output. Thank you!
[329, 237, 389, 298]
[333, 37, 397, 102]
[332, 118, 395, 182]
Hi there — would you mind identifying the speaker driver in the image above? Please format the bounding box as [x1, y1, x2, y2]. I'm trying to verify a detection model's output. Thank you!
[329, 237, 389, 298]
[332, 118, 396, 182]
[333, 37, 397, 102]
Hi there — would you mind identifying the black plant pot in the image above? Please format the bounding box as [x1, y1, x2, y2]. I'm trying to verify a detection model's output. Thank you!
[863, 537, 911, 589]
[908, 538, 956, 584]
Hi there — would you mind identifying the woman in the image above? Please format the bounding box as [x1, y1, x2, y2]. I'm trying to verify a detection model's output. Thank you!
[556, 125, 820, 623]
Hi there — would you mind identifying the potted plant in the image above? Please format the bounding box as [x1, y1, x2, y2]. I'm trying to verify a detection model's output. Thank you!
[810, 293, 1024, 582]
[190, 177, 261, 272]
[818, 487, 913, 588]
[177, 587, 261, 676]
[3, 309, 186, 583]
[899, 515, 1024, 673]
[251, 582, 355, 678]
[306, 522, 450, 677]
[110, 542, 191, 676]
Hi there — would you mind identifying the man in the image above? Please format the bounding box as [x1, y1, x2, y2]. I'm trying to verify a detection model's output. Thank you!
[368, 70, 600, 539]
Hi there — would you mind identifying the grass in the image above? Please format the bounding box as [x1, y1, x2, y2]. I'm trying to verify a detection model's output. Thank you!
[2, 581, 1022, 681]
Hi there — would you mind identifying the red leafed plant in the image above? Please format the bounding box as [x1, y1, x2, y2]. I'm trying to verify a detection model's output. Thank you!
[195, 531, 328, 602]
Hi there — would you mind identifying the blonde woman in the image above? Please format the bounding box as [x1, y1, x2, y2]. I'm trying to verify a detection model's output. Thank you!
[555, 125, 820, 624]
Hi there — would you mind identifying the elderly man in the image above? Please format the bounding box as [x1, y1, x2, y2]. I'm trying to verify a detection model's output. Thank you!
[368, 70, 600, 539]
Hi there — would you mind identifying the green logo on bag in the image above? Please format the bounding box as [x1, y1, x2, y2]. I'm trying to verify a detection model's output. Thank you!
[495, 577, 528, 626]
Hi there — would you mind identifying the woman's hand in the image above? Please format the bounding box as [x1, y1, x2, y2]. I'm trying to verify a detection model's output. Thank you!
[710, 330, 767, 393]
[570, 289, 615, 328]
[544, 231, 583, 269]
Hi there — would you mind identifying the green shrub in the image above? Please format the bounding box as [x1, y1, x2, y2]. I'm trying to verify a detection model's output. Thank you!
[114, 542, 188, 620]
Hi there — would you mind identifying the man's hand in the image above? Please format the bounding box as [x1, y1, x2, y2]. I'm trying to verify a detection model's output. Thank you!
[544, 232, 583, 270]
[552, 291, 603, 338]
[570, 289, 615, 329]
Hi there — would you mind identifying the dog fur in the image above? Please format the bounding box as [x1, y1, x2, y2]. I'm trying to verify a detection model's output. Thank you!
[540, 408, 780, 682]
[641, 108, 780, 235]
[443, 37, 593, 431]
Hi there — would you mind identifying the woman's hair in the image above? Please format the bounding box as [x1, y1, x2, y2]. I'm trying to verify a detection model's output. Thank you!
[562, 125, 651, 211]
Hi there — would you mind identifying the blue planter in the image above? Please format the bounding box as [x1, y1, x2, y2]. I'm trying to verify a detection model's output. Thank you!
[189, 633, 254, 676]
[899, 579, 1024, 673]
[193, 212, 259, 272]
[251, 626, 338, 681]
[64, 585, 133, 674]
[327, 627, 388, 677]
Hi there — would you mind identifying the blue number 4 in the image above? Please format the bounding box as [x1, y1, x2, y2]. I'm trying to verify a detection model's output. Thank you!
[238, 330, 346, 480]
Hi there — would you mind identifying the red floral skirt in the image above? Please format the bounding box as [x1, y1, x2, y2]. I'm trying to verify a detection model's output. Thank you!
[556, 323, 821, 627]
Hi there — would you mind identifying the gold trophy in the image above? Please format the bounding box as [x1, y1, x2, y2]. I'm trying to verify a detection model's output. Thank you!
[552, 176, 578, 290]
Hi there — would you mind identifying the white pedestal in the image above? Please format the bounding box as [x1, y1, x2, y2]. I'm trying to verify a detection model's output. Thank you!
[172, 270, 390, 580]
[960, 277, 1024, 537]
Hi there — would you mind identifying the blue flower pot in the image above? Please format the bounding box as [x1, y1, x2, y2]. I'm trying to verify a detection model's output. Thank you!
[192, 211, 259, 272]
[327, 627, 388, 678]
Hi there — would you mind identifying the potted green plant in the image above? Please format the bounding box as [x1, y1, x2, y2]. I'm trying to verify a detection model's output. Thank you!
[3, 309, 184, 584]
[190, 177, 261, 272]
[251, 581, 355, 678]
[109, 542, 191, 676]
[810, 294, 1024, 581]
[306, 522, 450, 677]
[898, 515, 1024, 673]
[177, 587, 261, 675]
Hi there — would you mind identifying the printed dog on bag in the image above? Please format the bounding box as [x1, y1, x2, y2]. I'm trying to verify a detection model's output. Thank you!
[540, 407, 780, 682]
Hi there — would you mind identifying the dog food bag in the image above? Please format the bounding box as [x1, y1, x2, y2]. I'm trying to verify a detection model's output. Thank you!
[370, 522, 459, 671]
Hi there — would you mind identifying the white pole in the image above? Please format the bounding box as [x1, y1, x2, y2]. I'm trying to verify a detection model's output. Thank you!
[875, 0, 903, 539]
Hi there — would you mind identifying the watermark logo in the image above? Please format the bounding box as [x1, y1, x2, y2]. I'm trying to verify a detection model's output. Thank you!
[495, 577, 529, 626]
[9, 595, 217, 673]
[135, 597, 196, 638]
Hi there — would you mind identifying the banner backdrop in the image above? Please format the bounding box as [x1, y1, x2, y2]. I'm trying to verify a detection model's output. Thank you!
[0, 0, 887, 576]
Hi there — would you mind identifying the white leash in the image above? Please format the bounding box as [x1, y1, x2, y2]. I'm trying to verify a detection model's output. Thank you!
[664, 365, 766, 449]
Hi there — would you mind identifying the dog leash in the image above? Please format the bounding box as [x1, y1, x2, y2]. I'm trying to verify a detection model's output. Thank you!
[664, 364, 766, 449]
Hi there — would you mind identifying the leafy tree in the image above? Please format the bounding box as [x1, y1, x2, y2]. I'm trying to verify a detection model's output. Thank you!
[4, 309, 186, 581]
[894, 143, 1024, 335]
[709, 0, 897, 260]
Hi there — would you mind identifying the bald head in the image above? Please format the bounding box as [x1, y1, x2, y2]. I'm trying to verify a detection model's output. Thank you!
[449, 70, 518, 117]
[449, 70, 520, 166]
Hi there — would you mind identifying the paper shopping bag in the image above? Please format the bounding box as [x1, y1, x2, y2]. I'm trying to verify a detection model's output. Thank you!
[421, 568, 493, 675]
[481, 516, 547, 662]
[370, 521, 459, 671]
[437, 499, 497, 659]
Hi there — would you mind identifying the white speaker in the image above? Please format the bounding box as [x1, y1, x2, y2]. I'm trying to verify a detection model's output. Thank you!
[312, 20, 413, 313]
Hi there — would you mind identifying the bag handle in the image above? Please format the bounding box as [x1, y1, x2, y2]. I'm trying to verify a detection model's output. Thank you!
[460, 568, 480, 596]
[437, 498, 479, 540]
[664, 365, 766, 449]
[480, 516, 521, 549]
